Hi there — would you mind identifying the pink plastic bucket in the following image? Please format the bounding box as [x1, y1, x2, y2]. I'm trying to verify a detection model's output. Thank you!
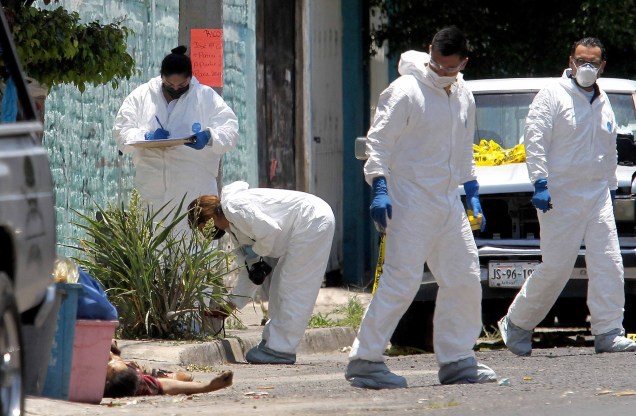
[67, 320, 118, 404]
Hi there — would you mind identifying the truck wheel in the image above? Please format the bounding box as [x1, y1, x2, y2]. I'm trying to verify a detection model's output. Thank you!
[0, 272, 24, 416]
[390, 301, 434, 352]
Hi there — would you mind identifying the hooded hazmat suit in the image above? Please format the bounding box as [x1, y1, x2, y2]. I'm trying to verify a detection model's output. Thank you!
[349, 51, 483, 365]
[507, 69, 625, 335]
[113, 76, 239, 219]
[220, 181, 335, 354]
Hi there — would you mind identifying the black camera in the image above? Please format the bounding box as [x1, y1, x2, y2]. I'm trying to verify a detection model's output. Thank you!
[247, 258, 272, 285]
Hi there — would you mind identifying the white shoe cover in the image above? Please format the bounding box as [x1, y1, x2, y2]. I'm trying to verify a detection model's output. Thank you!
[594, 329, 636, 353]
[498, 315, 533, 356]
[438, 356, 497, 384]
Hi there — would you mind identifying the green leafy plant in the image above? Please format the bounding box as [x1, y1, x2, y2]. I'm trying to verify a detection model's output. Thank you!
[307, 296, 366, 330]
[67, 191, 234, 339]
[332, 295, 365, 329]
[3, 0, 136, 91]
[307, 312, 336, 328]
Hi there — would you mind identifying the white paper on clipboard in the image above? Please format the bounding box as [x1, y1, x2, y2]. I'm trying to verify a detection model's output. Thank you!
[127, 135, 197, 148]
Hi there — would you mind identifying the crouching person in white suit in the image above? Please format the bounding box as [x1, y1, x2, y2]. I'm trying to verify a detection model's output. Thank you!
[188, 181, 335, 364]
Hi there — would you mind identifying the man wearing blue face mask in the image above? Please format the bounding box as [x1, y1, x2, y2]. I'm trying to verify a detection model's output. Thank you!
[114, 46, 239, 232]
[498, 37, 636, 356]
[345, 27, 496, 389]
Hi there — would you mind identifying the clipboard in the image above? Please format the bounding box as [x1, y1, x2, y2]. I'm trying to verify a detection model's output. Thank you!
[127, 135, 197, 148]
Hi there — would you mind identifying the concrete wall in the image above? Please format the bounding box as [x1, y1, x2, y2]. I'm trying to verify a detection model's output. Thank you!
[222, 0, 257, 186]
[310, 0, 343, 273]
[43, 0, 255, 256]
[179, 0, 258, 187]
[43, 0, 180, 257]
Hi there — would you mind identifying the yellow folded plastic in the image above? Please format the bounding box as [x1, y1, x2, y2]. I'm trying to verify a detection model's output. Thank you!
[467, 210, 483, 231]
[473, 139, 525, 166]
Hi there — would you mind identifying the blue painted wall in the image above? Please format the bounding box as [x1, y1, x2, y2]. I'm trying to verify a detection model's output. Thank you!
[43, 0, 180, 257]
[222, 0, 257, 186]
[41, 1, 254, 256]
[341, 0, 371, 286]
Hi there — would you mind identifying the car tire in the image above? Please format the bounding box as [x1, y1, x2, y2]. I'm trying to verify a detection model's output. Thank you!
[0, 272, 24, 416]
[390, 301, 434, 352]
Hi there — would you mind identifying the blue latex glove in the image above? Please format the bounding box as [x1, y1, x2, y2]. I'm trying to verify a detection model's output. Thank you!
[370, 176, 392, 229]
[186, 129, 211, 150]
[242, 245, 259, 261]
[144, 128, 170, 140]
[464, 179, 486, 232]
[531, 178, 552, 213]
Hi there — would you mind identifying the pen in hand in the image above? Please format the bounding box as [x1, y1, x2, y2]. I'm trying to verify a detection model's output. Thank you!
[155, 115, 166, 131]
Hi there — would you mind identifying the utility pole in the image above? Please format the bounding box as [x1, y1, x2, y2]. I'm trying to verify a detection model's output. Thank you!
[179, 0, 224, 96]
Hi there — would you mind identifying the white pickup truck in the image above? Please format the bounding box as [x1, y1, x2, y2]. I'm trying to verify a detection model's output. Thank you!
[389, 77, 636, 351]
[0, 8, 57, 414]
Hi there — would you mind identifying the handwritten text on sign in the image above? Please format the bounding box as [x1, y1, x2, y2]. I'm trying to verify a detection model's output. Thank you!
[191, 29, 223, 88]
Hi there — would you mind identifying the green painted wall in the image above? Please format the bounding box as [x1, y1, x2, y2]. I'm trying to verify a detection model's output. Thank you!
[42, 1, 254, 257]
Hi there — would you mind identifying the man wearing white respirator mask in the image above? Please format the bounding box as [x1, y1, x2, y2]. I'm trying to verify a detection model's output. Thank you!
[345, 26, 496, 389]
[498, 37, 636, 356]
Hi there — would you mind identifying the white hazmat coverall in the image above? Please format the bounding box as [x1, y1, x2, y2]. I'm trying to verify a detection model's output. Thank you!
[509, 70, 624, 335]
[221, 181, 335, 354]
[113, 76, 239, 223]
[350, 51, 483, 365]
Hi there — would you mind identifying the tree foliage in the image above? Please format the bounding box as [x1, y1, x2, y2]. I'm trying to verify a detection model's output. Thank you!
[3, 0, 136, 91]
[369, 0, 636, 79]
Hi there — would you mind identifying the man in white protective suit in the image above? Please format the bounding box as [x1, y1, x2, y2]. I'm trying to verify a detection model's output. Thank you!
[345, 27, 497, 388]
[113, 46, 239, 232]
[498, 37, 636, 355]
[188, 181, 336, 364]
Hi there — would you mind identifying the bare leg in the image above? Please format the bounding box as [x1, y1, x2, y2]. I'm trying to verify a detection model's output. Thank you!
[158, 370, 233, 395]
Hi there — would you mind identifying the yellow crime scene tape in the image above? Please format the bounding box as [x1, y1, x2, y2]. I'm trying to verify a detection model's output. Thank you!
[473, 139, 525, 166]
[628, 333, 636, 341]
[372, 233, 386, 295]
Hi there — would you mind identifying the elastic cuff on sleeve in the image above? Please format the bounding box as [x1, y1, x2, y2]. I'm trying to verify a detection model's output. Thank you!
[206, 127, 216, 147]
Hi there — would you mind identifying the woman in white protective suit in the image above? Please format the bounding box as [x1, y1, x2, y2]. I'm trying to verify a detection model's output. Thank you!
[345, 27, 497, 389]
[113, 46, 239, 232]
[188, 181, 335, 364]
[498, 37, 636, 356]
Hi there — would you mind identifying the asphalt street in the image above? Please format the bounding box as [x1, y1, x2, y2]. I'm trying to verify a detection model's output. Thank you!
[23, 288, 636, 415]
[27, 346, 636, 416]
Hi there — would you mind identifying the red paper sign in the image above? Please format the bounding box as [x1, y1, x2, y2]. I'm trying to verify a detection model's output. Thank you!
[191, 29, 223, 88]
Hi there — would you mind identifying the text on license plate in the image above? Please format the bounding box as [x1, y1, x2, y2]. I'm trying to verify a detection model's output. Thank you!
[488, 261, 538, 288]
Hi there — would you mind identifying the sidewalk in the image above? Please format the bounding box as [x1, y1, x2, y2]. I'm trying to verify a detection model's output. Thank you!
[116, 287, 372, 371]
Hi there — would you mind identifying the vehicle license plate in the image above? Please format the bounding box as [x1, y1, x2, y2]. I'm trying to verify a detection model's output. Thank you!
[488, 261, 537, 288]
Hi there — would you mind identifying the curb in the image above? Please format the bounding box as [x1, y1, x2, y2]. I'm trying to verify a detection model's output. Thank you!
[179, 326, 357, 367]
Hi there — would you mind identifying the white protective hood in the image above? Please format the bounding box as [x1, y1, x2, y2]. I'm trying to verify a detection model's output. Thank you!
[221, 180, 250, 200]
[397, 50, 464, 84]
